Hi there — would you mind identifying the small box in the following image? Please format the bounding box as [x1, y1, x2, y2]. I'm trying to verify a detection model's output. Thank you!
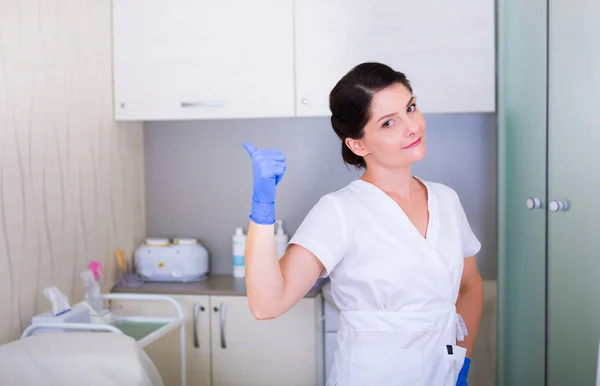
[30, 305, 91, 335]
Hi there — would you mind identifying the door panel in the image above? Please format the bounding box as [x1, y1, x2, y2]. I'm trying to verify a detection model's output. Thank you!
[497, 0, 548, 384]
[547, 1, 600, 384]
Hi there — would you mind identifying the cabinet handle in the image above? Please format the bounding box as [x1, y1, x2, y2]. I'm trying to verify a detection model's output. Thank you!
[214, 303, 227, 349]
[549, 199, 570, 212]
[180, 101, 225, 108]
[526, 197, 544, 210]
[193, 303, 205, 348]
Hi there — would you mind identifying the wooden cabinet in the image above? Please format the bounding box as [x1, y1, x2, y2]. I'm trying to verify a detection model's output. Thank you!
[112, 0, 295, 121]
[112, 0, 495, 121]
[294, 0, 495, 116]
[113, 293, 324, 386]
[323, 301, 340, 382]
[210, 295, 323, 386]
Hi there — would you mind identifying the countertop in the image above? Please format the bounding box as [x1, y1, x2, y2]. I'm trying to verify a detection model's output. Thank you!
[110, 274, 326, 298]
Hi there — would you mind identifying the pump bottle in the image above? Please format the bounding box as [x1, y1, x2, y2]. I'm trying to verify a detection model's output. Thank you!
[274, 220, 289, 260]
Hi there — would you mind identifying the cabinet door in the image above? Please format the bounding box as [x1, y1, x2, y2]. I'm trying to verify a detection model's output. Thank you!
[112, 0, 295, 121]
[496, 0, 548, 384]
[324, 332, 338, 382]
[293, 0, 495, 116]
[210, 295, 323, 386]
[547, 1, 600, 384]
[112, 295, 211, 386]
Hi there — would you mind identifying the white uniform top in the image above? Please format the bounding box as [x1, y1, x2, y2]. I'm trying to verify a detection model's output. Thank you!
[289, 177, 481, 386]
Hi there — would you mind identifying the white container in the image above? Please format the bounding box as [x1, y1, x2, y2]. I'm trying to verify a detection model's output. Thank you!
[135, 237, 209, 282]
[30, 305, 91, 335]
[232, 227, 247, 277]
[274, 219, 288, 259]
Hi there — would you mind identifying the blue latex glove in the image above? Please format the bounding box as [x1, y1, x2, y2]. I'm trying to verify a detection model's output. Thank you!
[456, 357, 471, 386]
[243, 142, 287, 225]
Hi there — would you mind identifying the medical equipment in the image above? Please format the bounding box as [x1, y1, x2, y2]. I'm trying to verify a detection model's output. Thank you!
[135, 237, 209, 282]
[21, 293, 187, 386]
[243, 142, 286, 225]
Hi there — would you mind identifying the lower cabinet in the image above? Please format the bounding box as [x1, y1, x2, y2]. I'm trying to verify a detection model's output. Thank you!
[112, 294, 324, 386]
[323, 300, 341, 381]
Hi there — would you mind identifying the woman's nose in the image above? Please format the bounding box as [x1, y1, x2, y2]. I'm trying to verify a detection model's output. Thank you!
[403, 117, 419, 136]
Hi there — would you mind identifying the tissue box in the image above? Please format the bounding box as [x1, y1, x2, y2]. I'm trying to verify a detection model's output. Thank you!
[30, 305, 91, 335]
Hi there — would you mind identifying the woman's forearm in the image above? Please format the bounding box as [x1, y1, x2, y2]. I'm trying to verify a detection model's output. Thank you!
[456, 273, 483, 357]
[245, 221, 285, 320]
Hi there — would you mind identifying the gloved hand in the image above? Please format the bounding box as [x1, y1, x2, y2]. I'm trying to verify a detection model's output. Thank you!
[456, 357, 471, 386]
[243, 142, 287, 225]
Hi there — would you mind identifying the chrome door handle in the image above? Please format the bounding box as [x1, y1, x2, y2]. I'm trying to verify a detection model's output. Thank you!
[526, 197, 544, 210]
[193, 303, 205, 348]
[214, 303, 227, 349]
[549, 199, 570, 212]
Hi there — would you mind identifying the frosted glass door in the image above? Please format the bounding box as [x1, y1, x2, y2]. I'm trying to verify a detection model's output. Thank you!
[497, 0, 548, 385]
[547, 1, 600, 384]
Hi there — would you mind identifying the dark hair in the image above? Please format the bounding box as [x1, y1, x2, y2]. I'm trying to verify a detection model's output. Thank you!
[329, 62, 413, 168]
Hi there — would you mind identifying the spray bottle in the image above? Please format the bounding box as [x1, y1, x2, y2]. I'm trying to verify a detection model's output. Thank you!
[88, 261, 106, 292]
[81, 269, 103, 313]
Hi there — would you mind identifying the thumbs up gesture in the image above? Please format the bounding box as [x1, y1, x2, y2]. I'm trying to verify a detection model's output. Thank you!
[243, 142, 287, 225]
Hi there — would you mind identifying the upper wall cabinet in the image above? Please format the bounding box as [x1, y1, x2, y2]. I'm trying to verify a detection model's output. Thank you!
[112, 0, 295, 121]
[112, 0, 495, 121]
[294, 0, 496, 116]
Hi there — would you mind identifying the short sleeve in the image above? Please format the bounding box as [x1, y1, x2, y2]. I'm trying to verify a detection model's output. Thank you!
[288, 195, 347, 278]
[454, 193, 482, 258]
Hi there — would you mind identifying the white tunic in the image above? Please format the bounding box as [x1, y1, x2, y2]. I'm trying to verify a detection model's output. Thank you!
[289, 178, 481, 386]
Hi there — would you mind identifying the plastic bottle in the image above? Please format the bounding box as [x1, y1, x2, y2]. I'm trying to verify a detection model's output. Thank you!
[88, 261, 106, 291]
[274, 219, 288, 260]
[232, 227, 247, 278]
[81, 269, 103, 313]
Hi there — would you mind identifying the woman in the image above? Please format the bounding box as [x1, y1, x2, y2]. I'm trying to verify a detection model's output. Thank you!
[242, 62, 483, 386]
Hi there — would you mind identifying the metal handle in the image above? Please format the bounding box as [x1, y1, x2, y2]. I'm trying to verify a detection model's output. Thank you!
[193, 303, 205, 348]
[180, 101, 225, 108]
[549, 199, 570, 212]
[214, 303, 227, 349]
[526, 197, 544, 210]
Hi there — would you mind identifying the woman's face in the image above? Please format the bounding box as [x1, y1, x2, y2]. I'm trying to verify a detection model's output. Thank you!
[346, 83, 426, 169]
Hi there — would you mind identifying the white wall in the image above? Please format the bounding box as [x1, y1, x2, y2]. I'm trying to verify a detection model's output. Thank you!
[0, 0, 145, 344]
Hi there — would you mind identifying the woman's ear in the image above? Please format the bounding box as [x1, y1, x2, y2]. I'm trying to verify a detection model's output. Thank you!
[345, 137, 369, 157]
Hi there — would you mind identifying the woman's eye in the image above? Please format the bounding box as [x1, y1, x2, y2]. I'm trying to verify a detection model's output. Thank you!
[407, 103, 417, 113]
[382, 119, 394, 128]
